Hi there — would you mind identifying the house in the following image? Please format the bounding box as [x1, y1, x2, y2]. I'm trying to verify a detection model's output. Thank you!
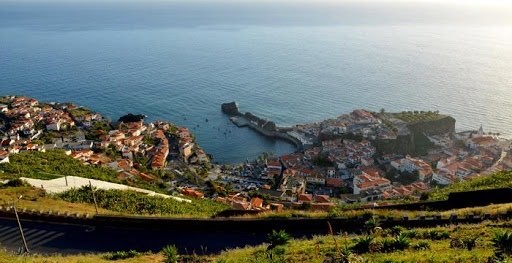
[298, 194, 313, 203]
[180, 142, 194, 160]
[392, 156, 433, 181]
[306, 173, 326, 185]
[352, 172, 391, 195]
[0, 150, 9, 164]
[46, 119, 62, 131]
[326, 170, 344, 188]
[351, 109, 376, 124]
[232, 201, 250, 210]
[250, 197, 264, 209]
[467, 136, 498, 150]
[181, 188, 204, 199]
[108, 159, 133, 171]
[361, 157, 374, 166]
[314, 195, 330, 203]
[0, 104, 8, 113]
[326, 167, 336, 177]
[432, 171, 457, 185]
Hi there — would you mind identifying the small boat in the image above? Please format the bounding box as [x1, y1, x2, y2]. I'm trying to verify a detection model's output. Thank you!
[205, 118, 209, 122]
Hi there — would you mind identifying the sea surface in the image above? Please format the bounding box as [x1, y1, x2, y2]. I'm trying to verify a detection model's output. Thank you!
[1, 1, 512, 163]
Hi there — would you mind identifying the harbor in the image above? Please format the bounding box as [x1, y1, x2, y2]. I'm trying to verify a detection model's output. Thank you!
[222, 102, 304, 150]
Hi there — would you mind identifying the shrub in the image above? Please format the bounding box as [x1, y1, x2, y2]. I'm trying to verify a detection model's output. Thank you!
[57, 186, 228, 217]
[363, 217, 380, 234]
[412, 241, 431, 251]
[267, 230, 291, 250]
[368, 240, 384, 253]
[450, 238, 465, 249]
[162, 245, 179, 263]
[390, 226, 404, 237]
[393, 233, 411, 251]
[381, 238, 395, 253]
[492, 231, 512, 256]
[1, 178, 29, 188]
[351, 236, 374, 254]
[423, 229, 450, 240]
[102, 250, 140, 260]
[462, 236, 479, 251]
[401, 230, 419, 239]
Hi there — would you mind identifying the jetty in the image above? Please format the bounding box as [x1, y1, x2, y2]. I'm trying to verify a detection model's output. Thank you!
[221, 102, 303, 149]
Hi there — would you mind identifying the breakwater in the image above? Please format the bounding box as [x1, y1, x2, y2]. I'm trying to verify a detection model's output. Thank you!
[221, 102, 303, 150]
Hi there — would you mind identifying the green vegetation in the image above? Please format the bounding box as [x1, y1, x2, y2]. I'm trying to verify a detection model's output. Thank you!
[56, 186, 229, 217]
[0, 150, 163, 192]
[162, 245, 179, 263]
[215, 220, 506, 262]
[102, 250, 140, 261]
[86, 120, 113, 140]
[68, 107, 93, 118]
[0, 150, 119, 182]
[429, 170, 512, 201]
[393, 111, 443, 123]
[0, 185, 114, 215]
[312, 154, 334, 167]
[2, 220, 512, 262]
[267, 230, 291, 250]
[0, 249, 163, 263]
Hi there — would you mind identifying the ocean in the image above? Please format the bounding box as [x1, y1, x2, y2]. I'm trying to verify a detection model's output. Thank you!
[1, 1, 512, 163]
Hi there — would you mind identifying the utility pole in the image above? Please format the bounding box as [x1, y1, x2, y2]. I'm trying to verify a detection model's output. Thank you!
[89, 180, 99, 215]
[13, 195, 29, 254]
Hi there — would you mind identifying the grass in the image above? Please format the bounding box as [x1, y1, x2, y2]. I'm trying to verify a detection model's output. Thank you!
[0, 250, 163, 263]
[1, 220, 512, 262]
[68, 107, 93, 118]
[0, 185, 114, 215]
[429, 170, 512, 201]
[0, 184, 228, 218]
[56, 186, 229, 218]
[246, 202, 512, 221]
[214, 220, 507, 263]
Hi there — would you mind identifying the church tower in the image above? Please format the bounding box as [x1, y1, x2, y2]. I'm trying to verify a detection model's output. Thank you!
[477, 125, 484, 137]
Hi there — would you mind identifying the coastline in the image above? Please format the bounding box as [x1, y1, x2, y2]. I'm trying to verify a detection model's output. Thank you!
[221, 102, 304, 152]
[229, 115, 303, 150]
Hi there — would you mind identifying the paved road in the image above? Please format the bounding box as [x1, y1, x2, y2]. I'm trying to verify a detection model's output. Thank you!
[0, 216, 268, 255]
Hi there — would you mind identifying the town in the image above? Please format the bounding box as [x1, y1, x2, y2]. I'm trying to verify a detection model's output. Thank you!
[1, 95, 511, 215]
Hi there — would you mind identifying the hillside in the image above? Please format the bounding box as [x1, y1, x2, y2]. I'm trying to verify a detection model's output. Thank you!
[2, 219, 512, 262]
[428, 170, 512, 201]
[0, 150, 163, 193]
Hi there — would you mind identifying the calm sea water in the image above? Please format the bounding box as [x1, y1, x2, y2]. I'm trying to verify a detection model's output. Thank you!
[1, 2, 512, 163]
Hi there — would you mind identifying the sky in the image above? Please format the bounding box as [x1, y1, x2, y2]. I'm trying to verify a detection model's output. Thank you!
[1, 0, 512, 4]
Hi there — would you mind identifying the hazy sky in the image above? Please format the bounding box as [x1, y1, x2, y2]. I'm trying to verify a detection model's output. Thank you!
[1, 0, 512, 4]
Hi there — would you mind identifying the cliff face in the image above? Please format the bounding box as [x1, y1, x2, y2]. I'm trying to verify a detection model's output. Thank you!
[375, 116, 456, 156]
[407, 116, 456, 136]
